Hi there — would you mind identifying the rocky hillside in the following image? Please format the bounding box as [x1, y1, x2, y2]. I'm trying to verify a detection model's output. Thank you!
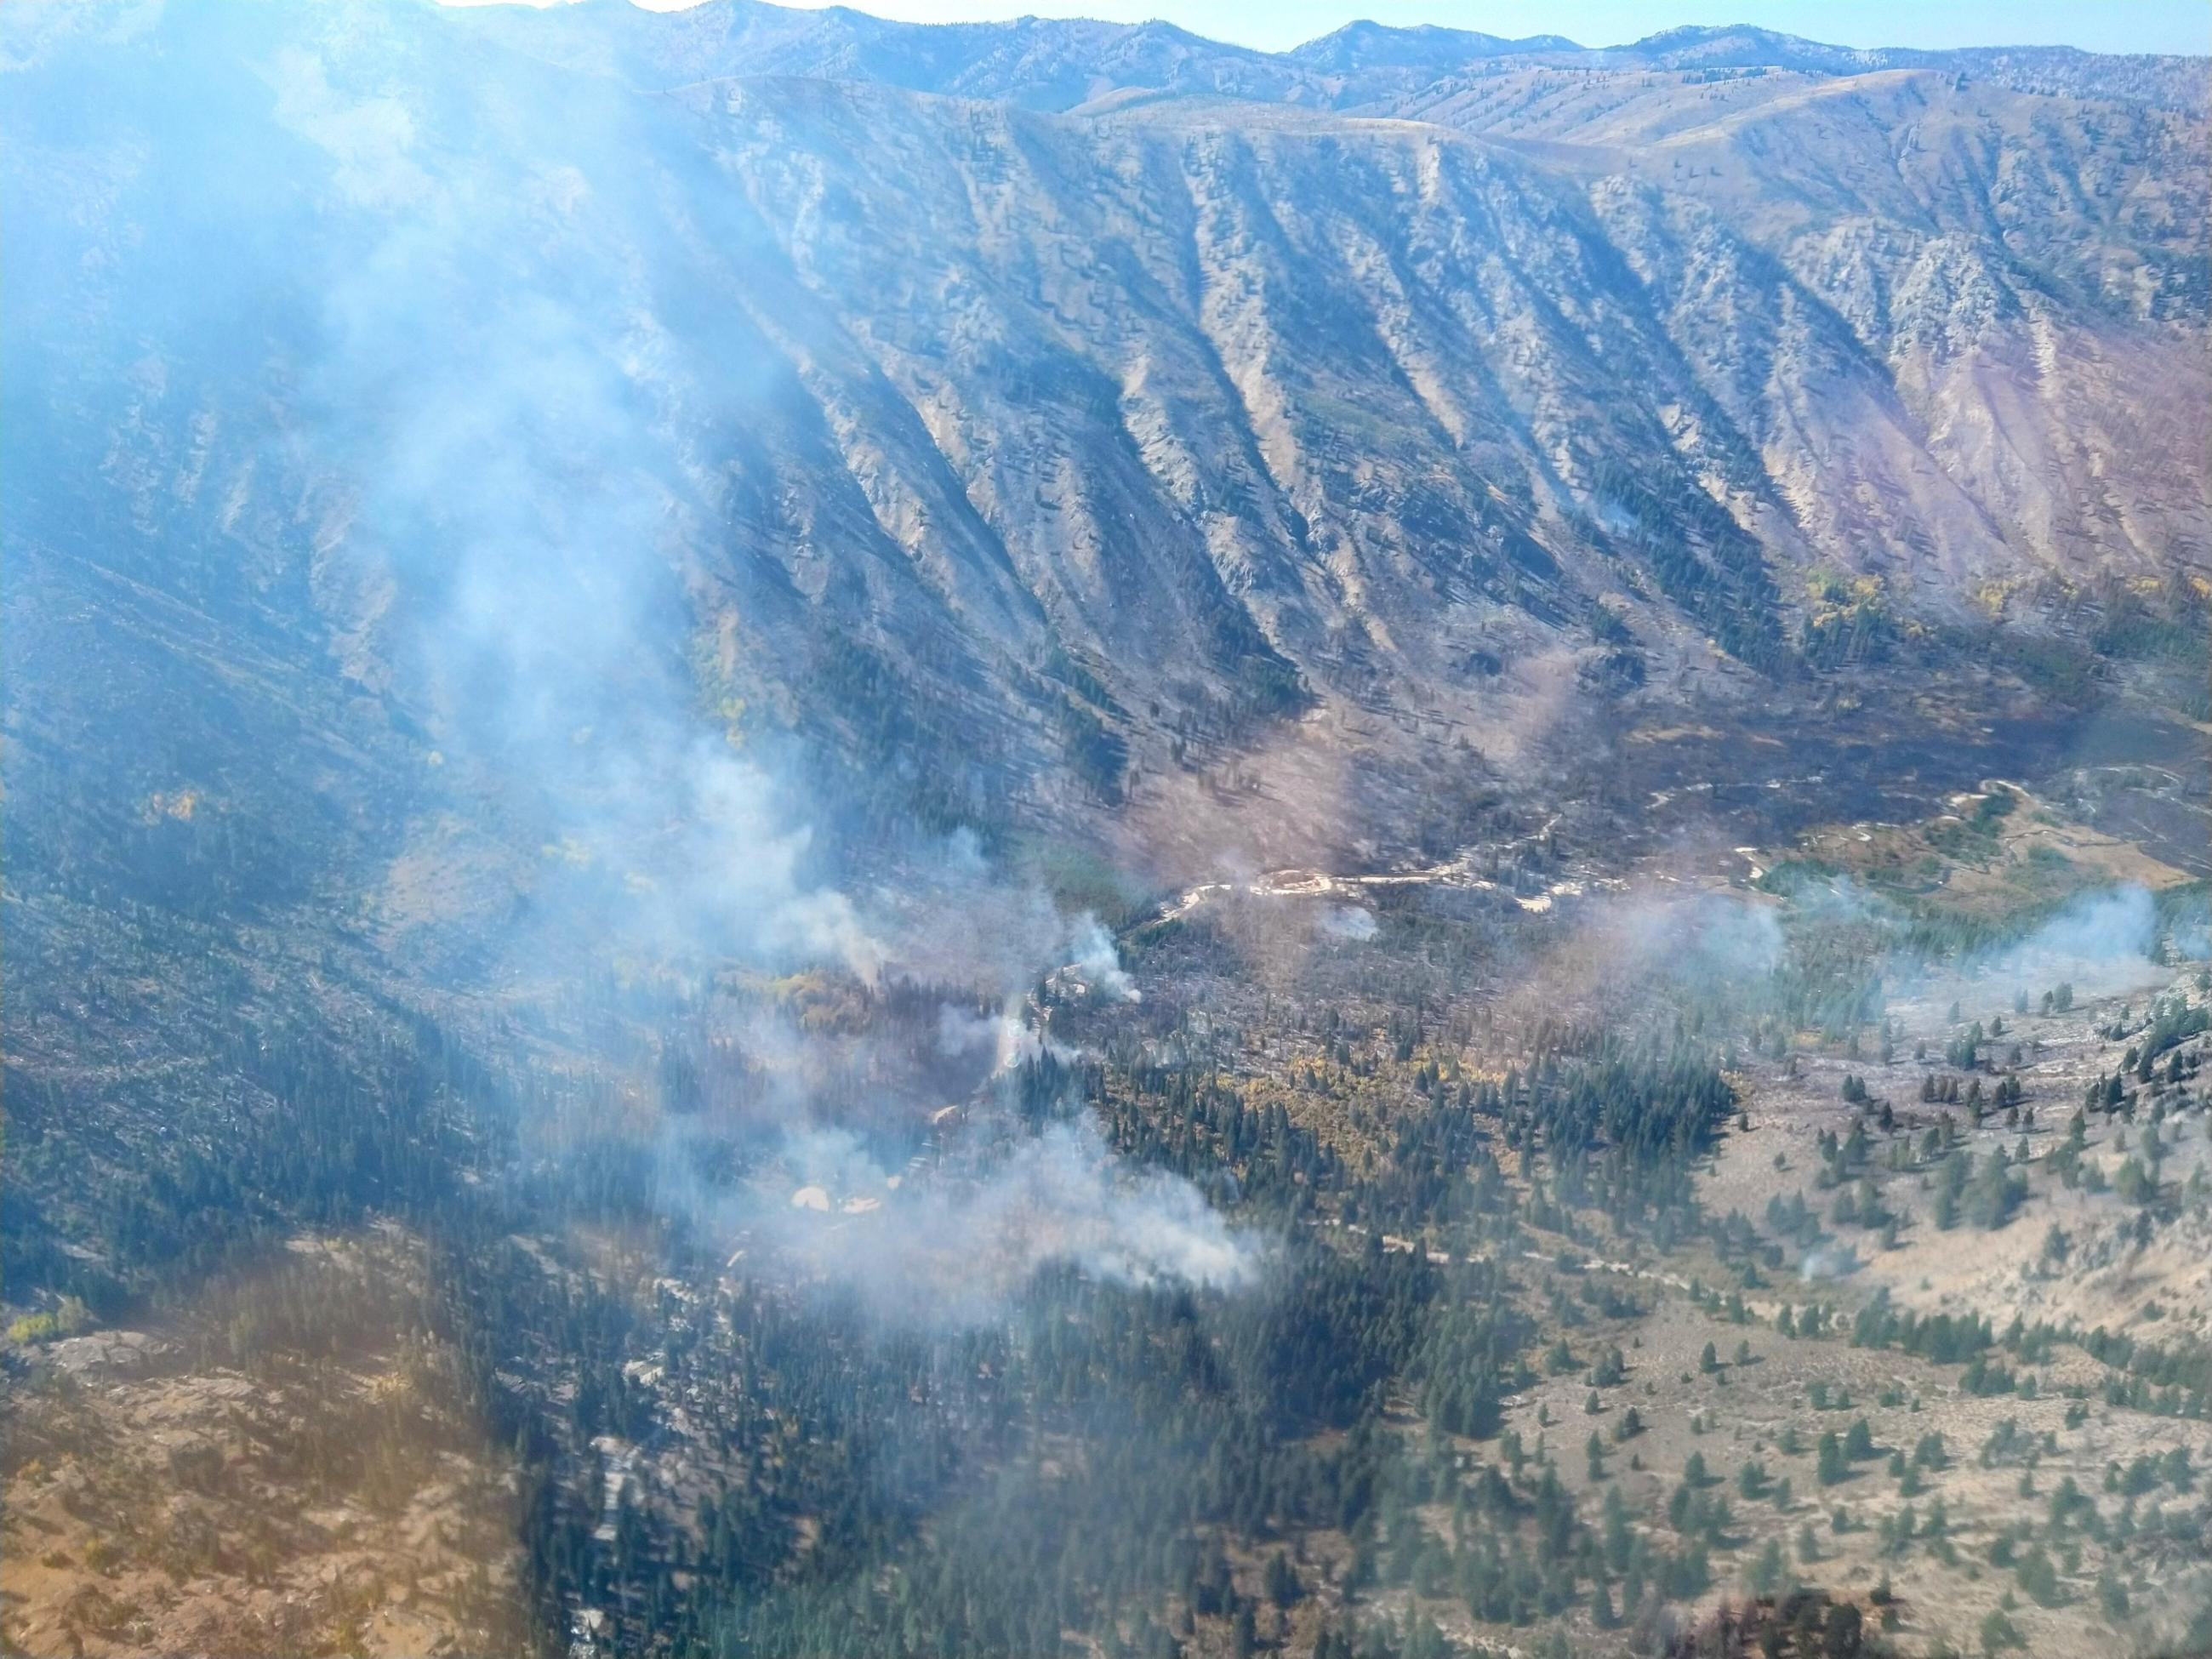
[3, 3, 2204, 1095]
[9, 4, 2205, 865]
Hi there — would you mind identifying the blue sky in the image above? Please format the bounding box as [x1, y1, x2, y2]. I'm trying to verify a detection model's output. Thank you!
[607, 0, 2211, 55]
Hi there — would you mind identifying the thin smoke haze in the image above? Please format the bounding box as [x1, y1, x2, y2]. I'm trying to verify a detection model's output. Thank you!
[271, 8, 1255, 1309]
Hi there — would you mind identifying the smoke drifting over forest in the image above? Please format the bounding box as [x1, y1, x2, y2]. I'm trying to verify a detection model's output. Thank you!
[267, 11, 1261, 1315]
[6, 7, 2207, 1657]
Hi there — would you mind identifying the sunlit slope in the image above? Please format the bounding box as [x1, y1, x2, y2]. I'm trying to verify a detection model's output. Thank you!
[8, 6, 2204, 875]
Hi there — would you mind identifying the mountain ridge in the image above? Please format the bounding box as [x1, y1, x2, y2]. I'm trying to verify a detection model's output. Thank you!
[8, 0, 2205, 885]
[448, 0, 2210, 115]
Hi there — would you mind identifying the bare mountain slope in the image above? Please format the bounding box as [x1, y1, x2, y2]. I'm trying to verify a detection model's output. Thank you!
[449, 2, 2212, 633]
[6, 3, 2205, 885]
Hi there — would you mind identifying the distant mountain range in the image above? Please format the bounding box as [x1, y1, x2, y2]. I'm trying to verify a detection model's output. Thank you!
[448, 4, 2210, 116]
[9, 3, 2203, 898]
[4, 0, 2206, 932]
[3, 0, 2208, 1508]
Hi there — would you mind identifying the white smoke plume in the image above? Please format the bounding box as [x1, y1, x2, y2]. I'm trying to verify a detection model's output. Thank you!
[1319, 904, 1378, 942]
[1065, 915, 1142, 1003]
[270, 9, 1245, 1308]
[1969, 882, 2199, 1001]
[937, 1002, 1073, 1073]
[755, 1118, 1263, 1322]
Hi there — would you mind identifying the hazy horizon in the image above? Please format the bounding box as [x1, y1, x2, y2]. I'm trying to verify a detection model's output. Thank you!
[446, 0, 2212, 58]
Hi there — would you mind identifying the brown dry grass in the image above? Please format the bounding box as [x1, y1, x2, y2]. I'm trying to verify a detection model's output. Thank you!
[1, 1231, 529, 1659]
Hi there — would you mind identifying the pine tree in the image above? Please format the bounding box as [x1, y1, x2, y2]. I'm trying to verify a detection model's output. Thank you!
[1818, 1431, 1846, 1486]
